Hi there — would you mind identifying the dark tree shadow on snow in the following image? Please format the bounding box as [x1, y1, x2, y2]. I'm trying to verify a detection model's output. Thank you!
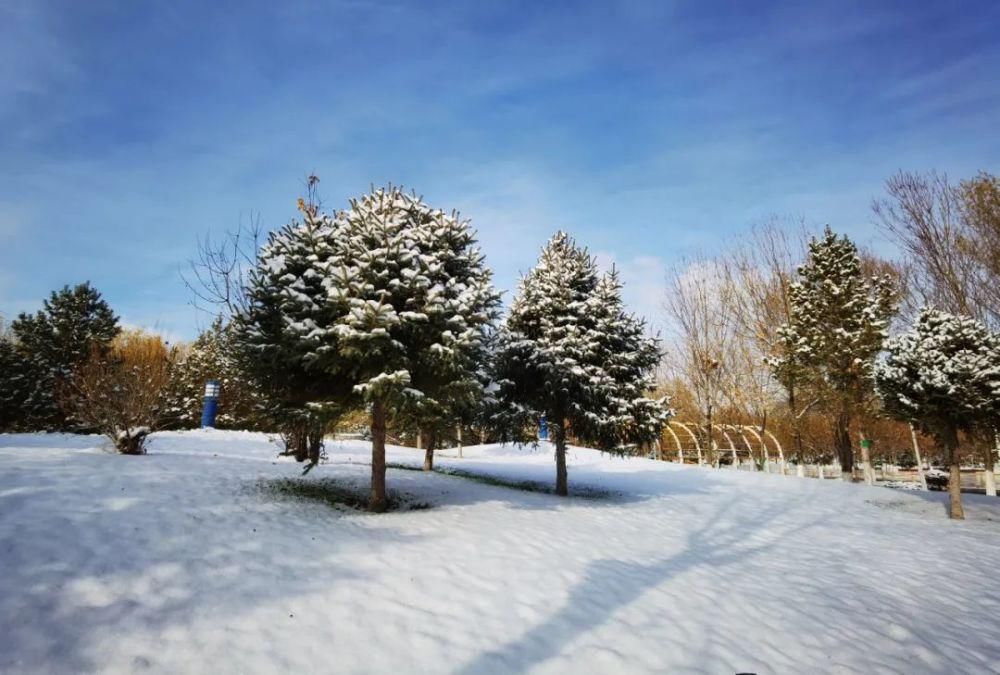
[456, 493, 823, 674]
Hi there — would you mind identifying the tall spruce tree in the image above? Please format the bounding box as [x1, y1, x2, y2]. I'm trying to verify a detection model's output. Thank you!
[775, 228, 895, 482]
[10, 283, 119, 429]
[876, 309, 1000, 519]
[0, 327, 31, 432]
[588, 269, 668, 448]
[237, 187, 500, 511]
[491, 232, 668, 495]
[237, 205, 352, 469]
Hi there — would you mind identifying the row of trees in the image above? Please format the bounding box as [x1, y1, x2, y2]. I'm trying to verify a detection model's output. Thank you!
[233, 187, 667, 510]
[4, 171, 996, 519]
[663, 170, 1000, 519]
[0, 286, 263, 450]
[0, 283, 119, 432]
[1, 214, 667, 512]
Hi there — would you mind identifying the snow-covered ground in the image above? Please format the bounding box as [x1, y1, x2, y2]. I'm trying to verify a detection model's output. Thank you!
[2, 431, 999, 674]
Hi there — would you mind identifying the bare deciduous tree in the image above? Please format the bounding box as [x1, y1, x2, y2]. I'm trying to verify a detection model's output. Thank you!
[181, 213, 263, 320]
[665, 258, 736, 465]
[182, 175, 323, 322]
[875, 170, 1000, 495]
[873, 170, 994, 324]
[724, 220, 810, 470]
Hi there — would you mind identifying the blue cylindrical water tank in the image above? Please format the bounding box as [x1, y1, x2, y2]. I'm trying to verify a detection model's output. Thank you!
[201, 379, 221, 429]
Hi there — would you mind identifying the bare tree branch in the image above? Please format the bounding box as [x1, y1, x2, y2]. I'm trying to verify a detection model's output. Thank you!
[181, 212, 263, 321]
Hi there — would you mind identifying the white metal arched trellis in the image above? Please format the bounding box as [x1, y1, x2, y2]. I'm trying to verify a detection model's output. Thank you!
[671, 421, 702, 465]
[663, 424, 684, 463]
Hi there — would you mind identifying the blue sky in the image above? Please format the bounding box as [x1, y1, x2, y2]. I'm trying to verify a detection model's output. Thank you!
[2, 0, 999, 339]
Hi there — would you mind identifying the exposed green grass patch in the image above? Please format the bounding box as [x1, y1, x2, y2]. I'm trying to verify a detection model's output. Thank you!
[254, 477, 431, 513]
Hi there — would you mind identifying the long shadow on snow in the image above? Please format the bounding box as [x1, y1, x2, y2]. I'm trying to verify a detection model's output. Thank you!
[456, 492, 824, 674]
[376, 454, 730, 509]
[385, 462, 653, 505]
[852, 478, 1000, 522]
[382, 461, 724, 511]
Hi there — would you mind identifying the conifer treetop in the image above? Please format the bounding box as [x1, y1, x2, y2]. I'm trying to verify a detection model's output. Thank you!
[876, 307, 1000, 437]
[239, 185, 500, 414]
[495, 230, 668, 450]
[776, 226, 896, 395]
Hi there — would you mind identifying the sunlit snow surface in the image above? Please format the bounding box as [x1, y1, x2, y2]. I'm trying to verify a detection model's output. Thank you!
[2, 430, 999, 674]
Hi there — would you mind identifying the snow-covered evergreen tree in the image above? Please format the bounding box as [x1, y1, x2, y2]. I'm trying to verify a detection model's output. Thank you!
[237, 187, 501, 510]
[775, 227, 895, 482]
[767, 312, 812, 466]
[0, 329, 31, 432]
[876, 308, 1000, 519]
[9, 283, 120, 430]
[491, 232, 668, 495]
[165, 318, 264, 430]
[236, 206, 341, 467]
[587, 269, 668, 448]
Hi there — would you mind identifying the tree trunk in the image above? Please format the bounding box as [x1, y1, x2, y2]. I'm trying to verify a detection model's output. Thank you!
[984, 434, 997, 498]
[859, 444, 874, 485]
[909, 424, 928, 491]
[553, 417, 568, 496]
[943, 426, 964, 520]
[423, 430, 437, 472]
[833, 411, 853, 482]
[370, 399, 388, 512]
[307, 427, 323, 466]
[457, 424, 463, 459]
[788, 387, 805, 474]
[793, 428, 805, 468]
[705, 403, 714, 467]
[857, 427, 875, 486]
[290, 425, 308, 462]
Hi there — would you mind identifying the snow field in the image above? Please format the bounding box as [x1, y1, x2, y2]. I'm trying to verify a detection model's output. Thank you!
[1, 430, 999, 674]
